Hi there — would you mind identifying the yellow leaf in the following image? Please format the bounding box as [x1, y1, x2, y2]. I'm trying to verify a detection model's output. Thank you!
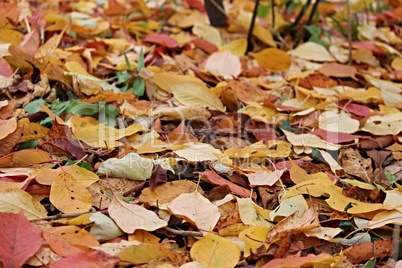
[0, 29, 23, 46]
[17, 118, 49, 143]
[70, 115, 146, 148]
[238, 10, 276, 47]
[220, 38, 247, 56]
[251, 48, 291, 71]
[0, 188, 47, 220]
[117, 243, 181, 263]
[239, 226, 270, 257]
[340, 86, 382, 103]
[190, 233, 241, 268]
[146, 71, 225, 112]
[50, 173, 92, 213]
[192, 21, 222, 47]
[284, 177, 388, 214]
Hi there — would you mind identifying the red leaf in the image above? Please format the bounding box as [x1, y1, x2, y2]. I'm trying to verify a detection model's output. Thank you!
[149, 165, 168, 191]
[0, 210, 43, 268]
[199, 170, 256, 199]
[353, 41, 387, 56]
[49, 250, 120, 268]
[144, 33, 179, 49]
[184, 0, 205, 11]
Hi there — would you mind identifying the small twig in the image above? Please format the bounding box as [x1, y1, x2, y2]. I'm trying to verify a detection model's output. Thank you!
[346, 0, 353, 65]
[271, 0, 275, 30]
[164, 227, 204, 237]
[29, 210, 103, 222]
[246, 0, 261, 54]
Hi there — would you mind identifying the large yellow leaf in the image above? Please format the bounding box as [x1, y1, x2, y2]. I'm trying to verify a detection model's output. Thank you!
[35, 165, 99, 187]
[117, 243, 181, 264]
[284, 177, 388, 214]
[190, 233, 241, 268]
[0, 188, 47, 220]
[49, 173, 92, 213]
[146, 71, 225, 112]
[251, 48, 291, 71]
[239, 226, 270, 257]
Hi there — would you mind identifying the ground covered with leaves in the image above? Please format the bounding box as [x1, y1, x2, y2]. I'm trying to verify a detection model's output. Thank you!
[1, 0, 402, 267]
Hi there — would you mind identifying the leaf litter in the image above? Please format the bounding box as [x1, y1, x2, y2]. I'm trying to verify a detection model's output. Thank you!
[0, 0, 402, 267]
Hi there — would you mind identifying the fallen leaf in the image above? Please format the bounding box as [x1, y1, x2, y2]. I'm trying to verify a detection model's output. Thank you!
[190, 233, 241, 268]
[0, 210, 43, 268]
[49, 173, 93, 213]
[108, 197, 167, 233]
[97, 152, 154, 180]
[168, 191, 220, 231]
[251, 48, 291, 71]
[288, 42, 335, 62]
[204, 50, 242, 79]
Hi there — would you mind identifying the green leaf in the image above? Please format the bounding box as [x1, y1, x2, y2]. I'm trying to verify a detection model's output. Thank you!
[257, 5, 269, 18]
[137, 49, 144, 70]
[105, 104, 119, 117]
[362, 258, 376, 268]
[339, 220, 352, 231]
[133, 77, 145, 96]
[65, 159, 92, 170]
[68, 101, 99, 116]
[280, 120, 296, 132]
[124, 53, 131, 70]
[117, 70, 130, 83]
[385, 170, 396, 185]
[18, 140, 38, 150]
[24, 99, 46, 113]
[305, 25, 321, 36]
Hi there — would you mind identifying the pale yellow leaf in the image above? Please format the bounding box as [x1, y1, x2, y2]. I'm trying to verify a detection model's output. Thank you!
[288, 42, 335, 62]
[269, 195, 309, 221]
[282, 130, 341, 151]
[97, 152, 154, 180]
[108, 197, 167, 233]
[319, 110, 359, 134]
[146, 71, 225, 111]
[204, 50, 242, 79]
[361, 113, 402, 135]
[192, 21, 222, 47]
[168, 192, 220, 231]
[364, 74, 402, 107]
[0, 188, 47, 220]
[305, 227, 342, 241]
[174, 142, 222, 162]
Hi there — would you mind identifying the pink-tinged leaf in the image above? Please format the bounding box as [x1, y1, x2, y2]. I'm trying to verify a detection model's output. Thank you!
[0, 58, 14, 77]
[191, 38, 218, 54]
[204, 50, 242, 79]
[19, 30, 40, 56]
[144, 33, 179, 49]
[0, 210, 43, 268]
[184, 0, 205, 11]
[341, 102, 371, 117]
[49, 250, 120, 268]
[353, 41, 387, 56]
[311, 129, 361, 143]
[318, 63, 357, 80]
